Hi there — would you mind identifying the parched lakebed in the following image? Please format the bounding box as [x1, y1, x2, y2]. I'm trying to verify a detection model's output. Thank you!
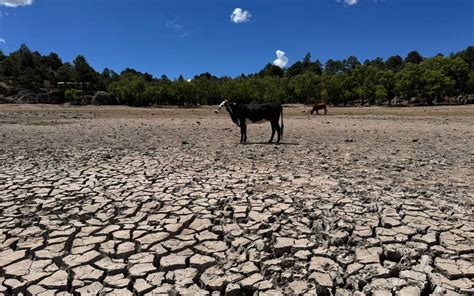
[0, 104, 473, 295]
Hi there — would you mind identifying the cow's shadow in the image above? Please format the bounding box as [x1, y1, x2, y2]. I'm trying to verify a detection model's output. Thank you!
[240, 142, 299, 146]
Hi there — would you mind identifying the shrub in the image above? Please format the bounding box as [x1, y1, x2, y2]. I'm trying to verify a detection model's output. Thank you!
[91, 91, 119, 105]
[65, 89, 83, 105]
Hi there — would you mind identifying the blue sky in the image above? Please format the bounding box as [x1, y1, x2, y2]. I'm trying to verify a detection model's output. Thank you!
[0, 0, 473, 79]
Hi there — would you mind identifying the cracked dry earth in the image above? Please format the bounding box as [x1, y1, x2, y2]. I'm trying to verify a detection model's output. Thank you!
[0, 105, 473, 296]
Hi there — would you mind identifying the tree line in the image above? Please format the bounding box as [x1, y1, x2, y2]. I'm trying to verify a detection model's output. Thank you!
[0, 44, 473, 106]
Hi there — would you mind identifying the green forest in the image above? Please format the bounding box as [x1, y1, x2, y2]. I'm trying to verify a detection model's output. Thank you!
[0, 44, 473, 106]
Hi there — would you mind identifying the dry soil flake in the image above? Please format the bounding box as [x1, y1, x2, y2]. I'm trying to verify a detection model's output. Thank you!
[355, 247, 383, 264]
[104, 273, 130, 288]
[190, 253, 217, 271]
[287, 280, 309, 294]
[194, 240, 228, 256]
[0, 249, 26, 268]
[72, 264, 104, 282]
[273, 237, 294, 256]
[239, 273, 264, 290]
[129, 263, 157, 278]
[63, 250, 102, 268]
[200, 266, 228, 290]
[434, 258, 474, 280]
[39, 270, 68, 289]
[225, 282, 241, 295]
[93, 257, 127, 275]
[133, 278, 154, 294]
[160, 254, 187, 271]
[4, 258, 56, 282]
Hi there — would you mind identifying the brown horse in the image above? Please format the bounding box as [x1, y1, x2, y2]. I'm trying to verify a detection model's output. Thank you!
[311, 103, 328, 115]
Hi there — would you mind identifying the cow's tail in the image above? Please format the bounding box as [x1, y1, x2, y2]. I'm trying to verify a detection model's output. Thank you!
[280, 106, 284, 140]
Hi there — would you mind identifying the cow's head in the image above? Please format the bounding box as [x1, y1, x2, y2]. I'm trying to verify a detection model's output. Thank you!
[215, 100, 240, 126]
[215, 100, 228, 113]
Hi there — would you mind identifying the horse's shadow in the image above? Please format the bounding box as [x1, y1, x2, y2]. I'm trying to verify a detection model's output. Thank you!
[240, 142, 299, 146]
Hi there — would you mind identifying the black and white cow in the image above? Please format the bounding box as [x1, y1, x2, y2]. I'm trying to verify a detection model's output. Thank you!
[215, 100, 284, 143]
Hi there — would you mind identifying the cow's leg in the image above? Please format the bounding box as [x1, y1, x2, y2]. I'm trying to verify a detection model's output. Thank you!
[269, 122, 276, 143]
[316, 109, 319, 115]
[324, 107, 327, 115]
[275, 122, 281, 143]
[244, 125, 247, 142]
[240, 122, 247, 143]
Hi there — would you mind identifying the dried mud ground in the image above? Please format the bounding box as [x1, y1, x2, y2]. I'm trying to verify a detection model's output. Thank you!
[0, 104, 473, 296]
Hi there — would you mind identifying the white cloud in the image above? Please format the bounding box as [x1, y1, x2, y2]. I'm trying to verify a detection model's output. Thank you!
[165, 19, 191, 38]
[0, 38, 5, 44]
[0, 0, 33, 7]
[230, 8, 252, 24]
[339, 0, 384, 6]
[165, 20, 183, 32]
[273, 50, 288, 68]
[344, 0, 358, 5]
